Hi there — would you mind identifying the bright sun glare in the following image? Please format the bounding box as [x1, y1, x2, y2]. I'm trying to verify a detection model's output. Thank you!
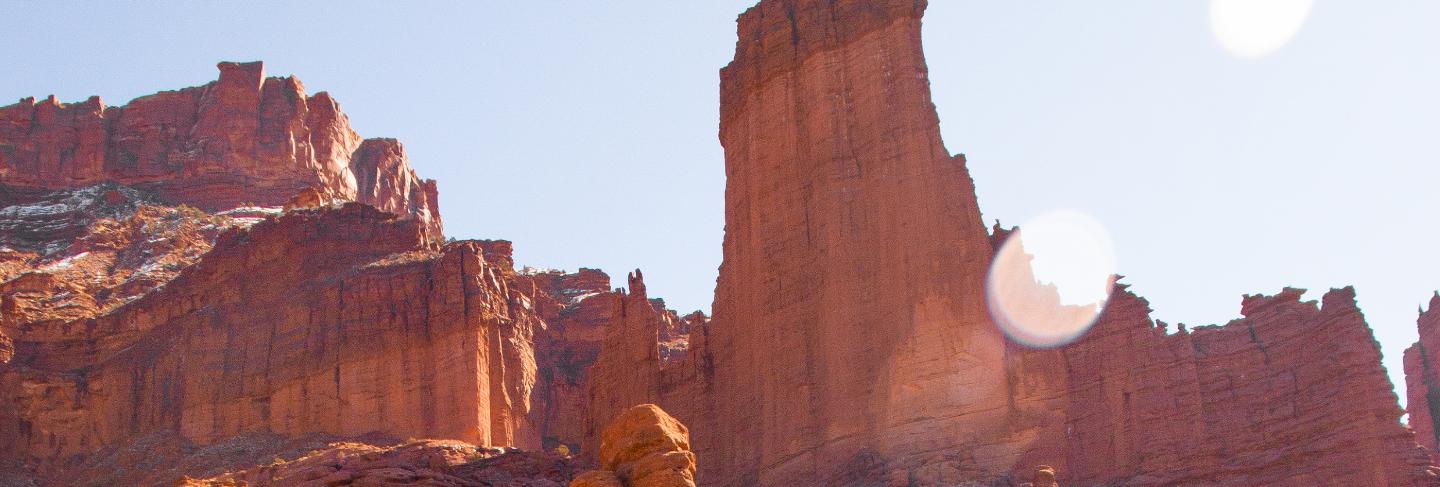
[987, 210, 1117, 348]
[1209, 0, 1315, 59]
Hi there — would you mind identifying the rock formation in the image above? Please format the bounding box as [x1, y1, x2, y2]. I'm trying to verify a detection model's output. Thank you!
[32, 431, 576, 487]
[701, 0, 1021, 484]
[1, 204, 541, 466]
[580, 0, 1440, 485]
[583, 272, 662, 457]
[1023, 466, 1058, 487]
[1405, 293, 1440, 461]
[571, 404, 696, 487]
[2, 1, 1438, 486]
[1031, 285, 1436, 485]
[0, 61, 441, 237]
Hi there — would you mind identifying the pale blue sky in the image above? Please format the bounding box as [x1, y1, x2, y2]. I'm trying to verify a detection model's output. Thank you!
[4, 2, 1438, 408]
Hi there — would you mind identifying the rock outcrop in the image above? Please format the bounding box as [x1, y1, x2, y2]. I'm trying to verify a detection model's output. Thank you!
[582, 272, 662, 458]
[55, 431, 577, 487]
[0, 61, 441, 237]
[1406, 293, 1440, 461]
[3, 2, 1438, 486]
[0, 204, 540, 475]
[701, 0, 1016, 484]
[578, 0, 1440, 485]
[1027, 285, 1436, 485]
[571, 404, 695, 487]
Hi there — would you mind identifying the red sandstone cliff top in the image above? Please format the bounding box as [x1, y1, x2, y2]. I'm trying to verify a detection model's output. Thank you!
[0, 61, 443, 237]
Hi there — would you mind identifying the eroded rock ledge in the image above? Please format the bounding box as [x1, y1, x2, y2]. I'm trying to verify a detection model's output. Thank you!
[0, 61, 441, 237]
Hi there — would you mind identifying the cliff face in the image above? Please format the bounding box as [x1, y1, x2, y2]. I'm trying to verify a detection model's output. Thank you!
[0, 61, 441, 237]
[705, 0, 1014, 484]
[3, 3, 1437, 486]
[1405, 294, 1440, 461]
[1037, 286, 1435, 485]
[573, 0, 1439, 485]
[0, 205, 539, 468]
[0, 66, 483, 480]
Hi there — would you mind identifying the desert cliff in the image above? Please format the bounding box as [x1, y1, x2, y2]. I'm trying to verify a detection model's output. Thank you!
[0, 1, 1436, 486]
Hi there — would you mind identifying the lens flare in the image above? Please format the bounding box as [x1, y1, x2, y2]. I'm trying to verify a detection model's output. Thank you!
[1209, 0, 1314, 59]
[987, 210, 1117, 348]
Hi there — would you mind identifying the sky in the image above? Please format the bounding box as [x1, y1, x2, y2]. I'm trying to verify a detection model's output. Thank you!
[3, 1, 1438, 408]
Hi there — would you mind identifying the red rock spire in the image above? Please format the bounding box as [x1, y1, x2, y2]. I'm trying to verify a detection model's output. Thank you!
[704, 0, 1012, 484]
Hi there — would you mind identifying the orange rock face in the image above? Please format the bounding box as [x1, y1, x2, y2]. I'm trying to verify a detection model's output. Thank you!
[571, 404, 695, 487]
[1, 205, 542, 475]
[1024, 285, 1436, 485]
[0, 61, 441, 237]
[577, 0, 1440, 485]
[3, 2, 1438, 486]
[701, 0, 1014, 484]
[583, 272, 662, 458]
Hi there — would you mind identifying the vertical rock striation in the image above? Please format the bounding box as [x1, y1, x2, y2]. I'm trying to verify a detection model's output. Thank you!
[705, 0, 1013, 484]
[583, 271, 662, 458]
[1037, 286, 1436, 485]
[0, 204, 537, 467]
[577, 0, 1437, 485]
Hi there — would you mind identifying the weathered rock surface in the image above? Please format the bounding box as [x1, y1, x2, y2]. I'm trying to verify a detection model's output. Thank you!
[582, 272, 662, 458]
[577, 0, 1440, 485]
[571, 404, 695, 487]
[1406, 293, 1440, 461]
[1027, 465, 1058, 487]
[0, 61, 441, 237]
[702, 0, 1015, 484]
[2, 1, 1437, 485]
[0, 204, 541, 478]
[1024, 285, 1437, 486]
[55, 431, 577, 487]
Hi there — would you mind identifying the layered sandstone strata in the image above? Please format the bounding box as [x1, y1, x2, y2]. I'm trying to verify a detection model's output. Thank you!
[0, 204, 539, 468]
[0, 61, 441, 237]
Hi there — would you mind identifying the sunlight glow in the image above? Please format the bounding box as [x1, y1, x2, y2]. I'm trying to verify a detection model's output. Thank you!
[1209, 0, 1315, 59]
[986, 210, 1117, 348]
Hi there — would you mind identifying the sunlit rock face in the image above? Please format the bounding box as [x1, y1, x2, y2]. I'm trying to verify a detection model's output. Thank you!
[703, 0, 1018, 484]
[0, 2, 1436, 486]
[641, 0, 1437, 485]
[0, 61, 441, 238]
[0, 205, 543, 466]
[1011, 286, 1438, 486]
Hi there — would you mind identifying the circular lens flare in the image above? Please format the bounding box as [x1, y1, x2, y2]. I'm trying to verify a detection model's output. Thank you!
[987, 210, 1117, 348]
[1209, 0, 1314, 59]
